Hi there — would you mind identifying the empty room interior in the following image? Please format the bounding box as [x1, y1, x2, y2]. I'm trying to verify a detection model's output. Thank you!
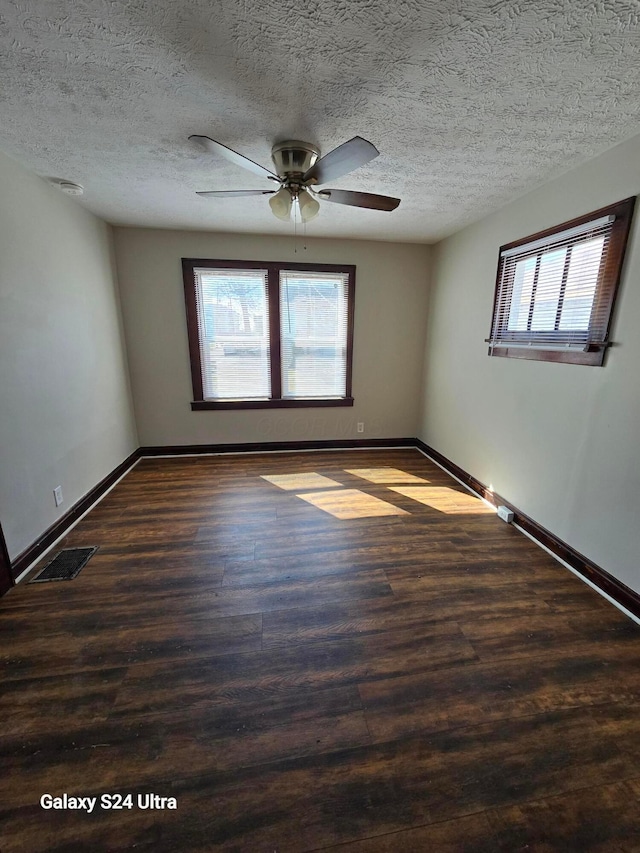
[2, 1, 640, 850]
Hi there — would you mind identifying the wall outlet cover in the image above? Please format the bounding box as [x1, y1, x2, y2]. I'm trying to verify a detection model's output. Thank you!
[497, 504, 514, 523]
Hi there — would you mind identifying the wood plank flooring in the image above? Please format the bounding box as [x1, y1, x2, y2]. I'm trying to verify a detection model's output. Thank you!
[1, 448, 640, 852]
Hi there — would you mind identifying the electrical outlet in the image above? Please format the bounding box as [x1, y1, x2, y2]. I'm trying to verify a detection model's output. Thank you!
[53, 486, 63, 507]
[357, 422, 365, 433]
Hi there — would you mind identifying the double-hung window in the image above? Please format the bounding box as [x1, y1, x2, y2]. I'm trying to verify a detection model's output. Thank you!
[487, 197, 635, 365]
[182, 259, 355, 408]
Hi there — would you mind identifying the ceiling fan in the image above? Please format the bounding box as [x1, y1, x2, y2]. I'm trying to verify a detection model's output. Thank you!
[189, 134, 401, 222]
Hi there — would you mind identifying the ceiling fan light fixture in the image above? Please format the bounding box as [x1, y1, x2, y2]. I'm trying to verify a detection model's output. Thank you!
[298, 189, 320, 222]
[190, 134, 401, 218]
[268, 187, 292, 221]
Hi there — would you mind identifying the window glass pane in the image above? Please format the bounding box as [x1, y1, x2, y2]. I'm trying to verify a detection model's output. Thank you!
[195, 269, 270, 400]
[280, 271, 349, 399]
[559, 236, 603, 330]
[507, 256, 536, 330]
[530, 247, 566, 330]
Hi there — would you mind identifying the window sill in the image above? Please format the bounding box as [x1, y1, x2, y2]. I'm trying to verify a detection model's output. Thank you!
[488, 345, 605, 366]
[191, 397, 355, 411]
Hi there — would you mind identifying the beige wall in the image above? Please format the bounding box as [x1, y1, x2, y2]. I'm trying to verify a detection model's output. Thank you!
[0, 151, 138, 561]
[420, 133, 640, 593]
[114, 228, 430, 446]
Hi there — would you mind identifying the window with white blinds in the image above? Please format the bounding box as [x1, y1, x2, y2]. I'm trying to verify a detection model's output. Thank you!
[487, 197, 635, 366]
[183, 259, 355, 409]
[280, 270, 350, 399]
[194, 268, 271, 400]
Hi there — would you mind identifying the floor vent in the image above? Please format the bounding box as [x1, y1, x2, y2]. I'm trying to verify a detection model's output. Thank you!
[29, 547, 98, 583]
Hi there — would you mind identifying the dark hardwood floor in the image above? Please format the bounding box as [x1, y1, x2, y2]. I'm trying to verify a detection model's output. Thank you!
[1, 449, 640, 852]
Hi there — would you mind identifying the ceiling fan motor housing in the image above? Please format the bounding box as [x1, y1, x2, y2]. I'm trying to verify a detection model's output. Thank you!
[271, 141, 319, 181]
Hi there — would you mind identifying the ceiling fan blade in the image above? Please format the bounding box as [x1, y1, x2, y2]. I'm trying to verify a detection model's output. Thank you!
[303, 136, 379, 184]
[319, 189, 400, 211]
[189, 135, 279, 181]
[196, 189, 277, 198]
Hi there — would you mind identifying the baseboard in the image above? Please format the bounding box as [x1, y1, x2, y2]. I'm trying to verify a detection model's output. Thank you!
[11, 449, 141, 581]
[415, 439, 640, 620]
[139, 438, 416, 456]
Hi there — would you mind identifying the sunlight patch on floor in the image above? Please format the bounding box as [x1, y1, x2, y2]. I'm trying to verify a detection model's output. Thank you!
[261, 473, 343, 490]
[388, 486, 494, 514]
[345, 468, 429, 484]
[296, 488, 410, 520]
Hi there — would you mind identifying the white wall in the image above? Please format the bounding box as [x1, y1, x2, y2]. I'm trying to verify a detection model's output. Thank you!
[114, 228, 430, 447]
[420, 133, 640, 593]
[0, 151, 138, 561]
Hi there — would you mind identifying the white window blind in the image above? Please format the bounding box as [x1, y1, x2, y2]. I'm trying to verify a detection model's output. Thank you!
[194, 267, 271, 400]
[279, 270, 350, 399]
[490, 217, 615, 350]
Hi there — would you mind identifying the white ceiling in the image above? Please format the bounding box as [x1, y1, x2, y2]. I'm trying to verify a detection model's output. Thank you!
[2, 0, 640, 243]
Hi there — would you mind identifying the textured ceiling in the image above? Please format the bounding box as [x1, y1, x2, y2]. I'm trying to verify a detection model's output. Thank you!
[2, 0, 640, 242]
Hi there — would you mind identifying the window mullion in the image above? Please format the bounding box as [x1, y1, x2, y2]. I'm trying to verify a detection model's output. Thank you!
[267, 266, 282, 400]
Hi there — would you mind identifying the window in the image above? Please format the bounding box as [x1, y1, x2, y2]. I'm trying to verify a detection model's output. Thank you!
[182, 259, 355, 409]
[487, 197, 635, 365]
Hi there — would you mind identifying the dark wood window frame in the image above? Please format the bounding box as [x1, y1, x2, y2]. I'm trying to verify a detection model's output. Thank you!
[182, 258, 356, 410]
[487, 197, 636, 366]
